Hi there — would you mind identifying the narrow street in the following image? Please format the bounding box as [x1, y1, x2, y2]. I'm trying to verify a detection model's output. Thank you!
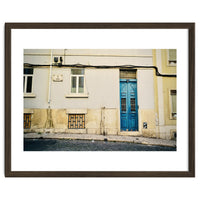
[24, 138, 176, 151]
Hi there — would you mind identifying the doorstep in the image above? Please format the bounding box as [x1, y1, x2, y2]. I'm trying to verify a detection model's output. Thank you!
[119, 131, 142, 136]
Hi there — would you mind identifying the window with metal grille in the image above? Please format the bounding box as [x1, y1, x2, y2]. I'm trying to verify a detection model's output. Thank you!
[68, 114, 85, 129]
[24, 113, 31, 129]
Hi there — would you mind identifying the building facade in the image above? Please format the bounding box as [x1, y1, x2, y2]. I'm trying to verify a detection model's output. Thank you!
[24, 49, 176, 139]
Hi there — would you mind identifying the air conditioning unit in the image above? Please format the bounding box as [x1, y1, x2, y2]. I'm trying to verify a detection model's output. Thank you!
[53, 56, 63, 66]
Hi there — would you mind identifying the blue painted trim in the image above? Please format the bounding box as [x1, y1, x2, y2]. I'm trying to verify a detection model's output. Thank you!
[120, 79, 138, 131]
[120, 79, 137, 82]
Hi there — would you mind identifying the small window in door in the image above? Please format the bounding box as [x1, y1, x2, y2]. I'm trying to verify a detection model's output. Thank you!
[130, 98, 136, 111]
[121, 98, 126, 111]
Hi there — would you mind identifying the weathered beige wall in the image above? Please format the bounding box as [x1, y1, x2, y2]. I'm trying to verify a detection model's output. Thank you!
[158, 126, 176, 140]
[162, 78, 176, 126]
[86, 109, 101, 134]
[104, 108, 119, 135]
[161, 49, 177, 126]
[152, 49, 176, 140]
[24, 108, 119, 135]
[52, 109, 68, 129]
[139, 109, 157, 138]
[31, 109, 47, 129]
[24, 109, 47, 133]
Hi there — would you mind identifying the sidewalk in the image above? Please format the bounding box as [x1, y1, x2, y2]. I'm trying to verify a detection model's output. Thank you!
[24, 132, 176, 147]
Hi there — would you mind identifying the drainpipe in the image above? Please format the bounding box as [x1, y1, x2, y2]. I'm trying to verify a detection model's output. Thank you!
[48, 50, 53, 106]
[45, 50, 53, 129]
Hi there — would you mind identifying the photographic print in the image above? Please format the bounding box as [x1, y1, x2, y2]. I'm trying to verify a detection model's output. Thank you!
[23, 49, 177, 152]
[5, 23, 195, 177]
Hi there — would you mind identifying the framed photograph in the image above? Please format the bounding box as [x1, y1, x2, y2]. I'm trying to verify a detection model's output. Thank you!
[5, 23, 195, 177]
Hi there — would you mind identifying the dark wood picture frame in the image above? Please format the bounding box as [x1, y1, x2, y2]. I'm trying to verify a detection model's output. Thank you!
[5, 23, 195, 177]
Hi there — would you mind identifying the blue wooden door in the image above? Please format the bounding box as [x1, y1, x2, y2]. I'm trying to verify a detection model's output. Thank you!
[120, 79, 138, 131]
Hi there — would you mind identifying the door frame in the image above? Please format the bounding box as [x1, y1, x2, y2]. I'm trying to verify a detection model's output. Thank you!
[120, 78, 138, 131]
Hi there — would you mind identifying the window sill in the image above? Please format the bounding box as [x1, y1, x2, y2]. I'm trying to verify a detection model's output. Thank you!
[24, 109, 34, 113]
[66, 109, 87, 114]
[24, 93, 36, 98]
[167, 64, 177, 67]
[65, 94, 89, 98]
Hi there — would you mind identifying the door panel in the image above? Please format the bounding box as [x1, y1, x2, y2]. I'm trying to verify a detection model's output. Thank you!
[120, 81, 128, 130]
[120, 79, 138, 131]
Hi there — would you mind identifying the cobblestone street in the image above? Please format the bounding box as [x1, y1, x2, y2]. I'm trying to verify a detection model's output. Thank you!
[24, 138, 176, 151]
[24, 132, 176, 149]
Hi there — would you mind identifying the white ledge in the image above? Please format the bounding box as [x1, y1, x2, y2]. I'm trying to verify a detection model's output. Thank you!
[24, 93, 36, 98]
[65, 94, 89, 98]
[24, 109, 34, 114]
[66, 109, 87, 114]
[167, 64, 177, 67]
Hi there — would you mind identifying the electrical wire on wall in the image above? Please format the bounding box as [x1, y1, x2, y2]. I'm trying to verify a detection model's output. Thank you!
[24, 63, 176, 78]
